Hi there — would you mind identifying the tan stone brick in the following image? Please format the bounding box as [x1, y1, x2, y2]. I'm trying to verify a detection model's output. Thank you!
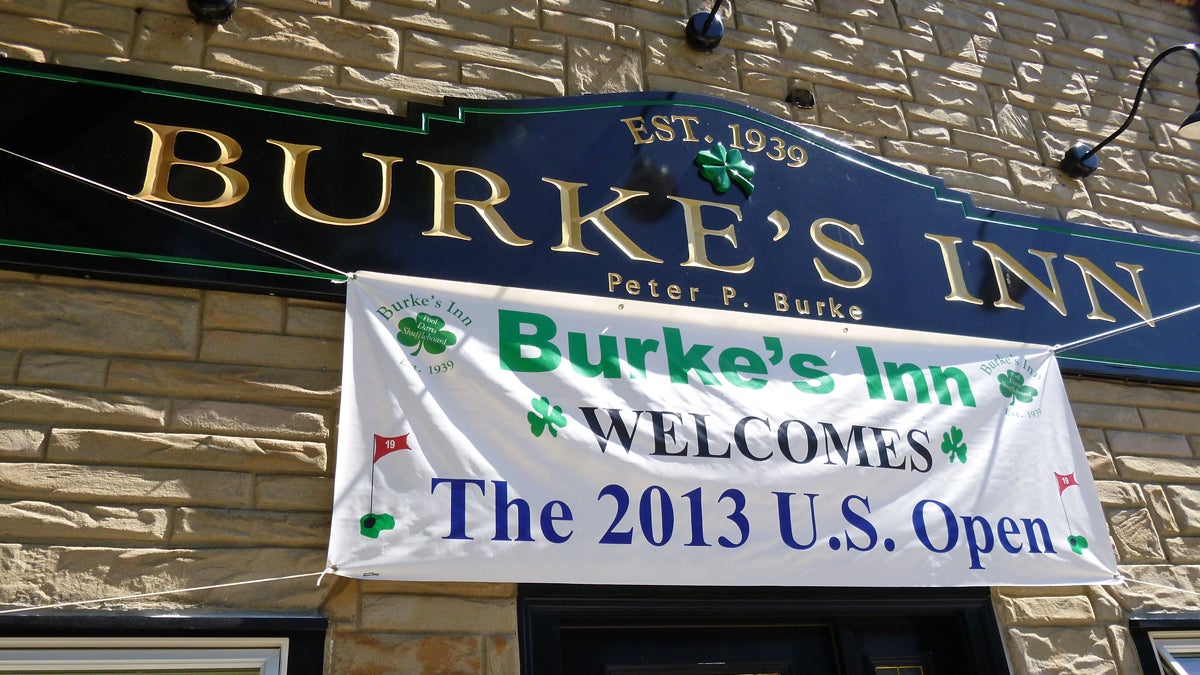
[0, 42, 47, 61]
[646, 34, 738, 88]
[0, 425, 46, 459]
[211, 7, 400, 70]
[1106, 430, 1192, 458]
[1094, 480, 1144, 508]
[360, 593, 518, 632]
[743, 53, 912, 99]
[0, 387, 167, 429]
[171, 400, 330, 441]
[0, 544, 329, 610]
[443, 0, 536, 27]
[0, 0, 62, 17]
[358, 580, 514, 598]
[203, 291, 286, 332]
[173, 507, 330, 547]
[778, 23, 906, 84]
[406, 30, 561, 75]
[513, 28, 564, 55]
[567, 38, 643, 95]
[1163, 485, 1200, 533]
[1002, 594, 1096, 625]
[207, 47, 339, 85]
[1108, 564, 1200, 614]
[285, 303, 343, 339]
[199, 330, 340, 370]
[0, 16, 127, 55]
[1145, 484, 1181, 536]
[1010, 161, 1096, 210]
[1071, 402, 1143, 430]
[328, 631, 483, 674]
[1163, 537, 1200, 563]
[933, 167, 1014, 197]
[17, 354, 108, 389]
[0, 500, 168, 542]
[894, 0, 999, 36]
[54, 55, 266, 93]
[63, 1, 139, 32]
[107, 359, 338, 404]
[883, 139, 970, 169]
[251, 0, 337, 13]
[1005, 626, 1114, 674]
[48, 428, 327, 473]
[402, 51, 459, 81]
[1116, 457, 1200, 484]
[346, 0, 510, 45]
[0, 281, 199, 358]
[1064, 380, 1200, 411]
[818, 0, 898, 26]
[341, 66, 514, 105]
[819, 90, 908, 138]
[269, 83, 399, 114]
[131, 11, 204, 66]
[1140, 408, 1200, 436]
[462, 62, 564, 97]
[488, 634, 519, 675]
[0, 463, 253, 507]
[255, 475, 334, 510]
[908, 69, 991, 117]
[1108, 508, 1165, 563]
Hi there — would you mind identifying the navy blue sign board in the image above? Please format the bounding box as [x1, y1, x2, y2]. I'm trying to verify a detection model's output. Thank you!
[1, 57, 1197, 384]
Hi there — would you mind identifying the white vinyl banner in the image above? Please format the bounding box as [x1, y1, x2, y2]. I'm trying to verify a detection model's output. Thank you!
[327, 271, 1119, 587]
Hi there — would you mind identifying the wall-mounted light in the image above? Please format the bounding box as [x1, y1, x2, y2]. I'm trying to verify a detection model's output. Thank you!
[1060, 43, 1200, 179]
[188, 0, 236, 24]
[685, 0, 725, 51]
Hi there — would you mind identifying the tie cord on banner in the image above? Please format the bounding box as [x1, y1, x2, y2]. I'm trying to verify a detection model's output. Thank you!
[1, 569, 1200, 616]
[0, 146, 352, 282]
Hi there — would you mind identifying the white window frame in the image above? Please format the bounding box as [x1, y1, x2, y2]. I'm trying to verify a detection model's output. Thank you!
[1149, 631, 1200, 675]
[0, 637, 288, 673]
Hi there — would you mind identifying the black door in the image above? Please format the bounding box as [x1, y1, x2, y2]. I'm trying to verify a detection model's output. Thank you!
[519, 586, 1008, 675]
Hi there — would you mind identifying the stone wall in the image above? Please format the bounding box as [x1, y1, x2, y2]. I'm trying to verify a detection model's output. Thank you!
[2, 0, 1200, 673]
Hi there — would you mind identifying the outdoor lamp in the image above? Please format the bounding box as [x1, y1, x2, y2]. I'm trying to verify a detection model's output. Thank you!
[1060, 43, 1200, 179]
[685, 0, 725, 51]
[188, 0, 236, 24]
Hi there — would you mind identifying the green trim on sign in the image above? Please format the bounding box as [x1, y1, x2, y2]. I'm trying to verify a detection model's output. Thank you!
[0, 239, 345, 280]
[1061, 352, 1200, 375]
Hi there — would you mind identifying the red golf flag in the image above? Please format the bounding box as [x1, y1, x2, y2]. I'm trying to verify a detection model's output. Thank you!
[373, 434, 410, 463]
[1055, 472, 1078, 494]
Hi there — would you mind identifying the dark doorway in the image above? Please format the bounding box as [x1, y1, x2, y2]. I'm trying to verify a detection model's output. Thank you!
[518, 586, 1007, 675]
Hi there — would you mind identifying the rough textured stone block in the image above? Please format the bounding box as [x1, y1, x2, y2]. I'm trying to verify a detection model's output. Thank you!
[173, 507, 330, 547]
[203, 291, 287, 332]
[1001, 594, 1096, 625]
[255, 475, 335, 511]
[171, 400, 330, 440]
[199, 330, 341, 370]
[107, 359, 339, 405]
[286, 302, 345, 339]
[1108, 508, 1166, 563]
[1116, 457, 1200, 484]
[1107, 430, 1192, 458]
[328, 631, 483, 674]
[1004, 626, 1114, 674]
[211, 7, 400, 70]
[17, 354, 108, 389]
[360, 594, 518, 633]
[0, 463, 253, 507]
[567, 38, 643, 95]
[0, 387, 167, 429]
[48, 428, 327, 473]
[0, 281, 198, 358]
[131, 11, 204, 66]
[0, 500, 167, 542]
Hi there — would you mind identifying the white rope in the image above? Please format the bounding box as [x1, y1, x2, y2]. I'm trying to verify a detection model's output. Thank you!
[1051, 301, 1200, 354]
[0, 570, 327, 615]
[1121, 575, 1200, 598]
[0, 146, 351, 280]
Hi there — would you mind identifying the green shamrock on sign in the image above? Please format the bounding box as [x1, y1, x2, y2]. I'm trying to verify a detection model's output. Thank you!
[941, 426, 967, 463]
[695, 142, 755, 196]
[528, 396, 567, 438]
[997, 369, 1038, 404]
[396, 312, 457, 356]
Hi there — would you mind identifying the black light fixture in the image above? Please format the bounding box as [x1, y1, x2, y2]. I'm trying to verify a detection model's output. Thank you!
[1060, 43, 1200, 179]
[188, 0, 236, 24]
[685, 0, 725, 51]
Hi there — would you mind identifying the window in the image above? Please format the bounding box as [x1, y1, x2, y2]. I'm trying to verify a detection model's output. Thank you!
[1131, 620, 1200, 675]
[0, 615, 324, 675]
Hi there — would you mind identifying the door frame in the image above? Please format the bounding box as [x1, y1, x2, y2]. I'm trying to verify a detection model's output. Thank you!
[518, 585, 1009, 675]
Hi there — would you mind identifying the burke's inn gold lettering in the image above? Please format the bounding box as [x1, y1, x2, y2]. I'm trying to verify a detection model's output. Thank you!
[131, 119, 1153, 326]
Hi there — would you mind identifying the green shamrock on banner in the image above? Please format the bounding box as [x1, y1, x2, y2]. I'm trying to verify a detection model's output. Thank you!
[528, 396, 567, 438]
[695, 142, 755, 196]
[997, 369, 1038, 404]
[940, 426, 967, 463]
[396, 312, 457, 356]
